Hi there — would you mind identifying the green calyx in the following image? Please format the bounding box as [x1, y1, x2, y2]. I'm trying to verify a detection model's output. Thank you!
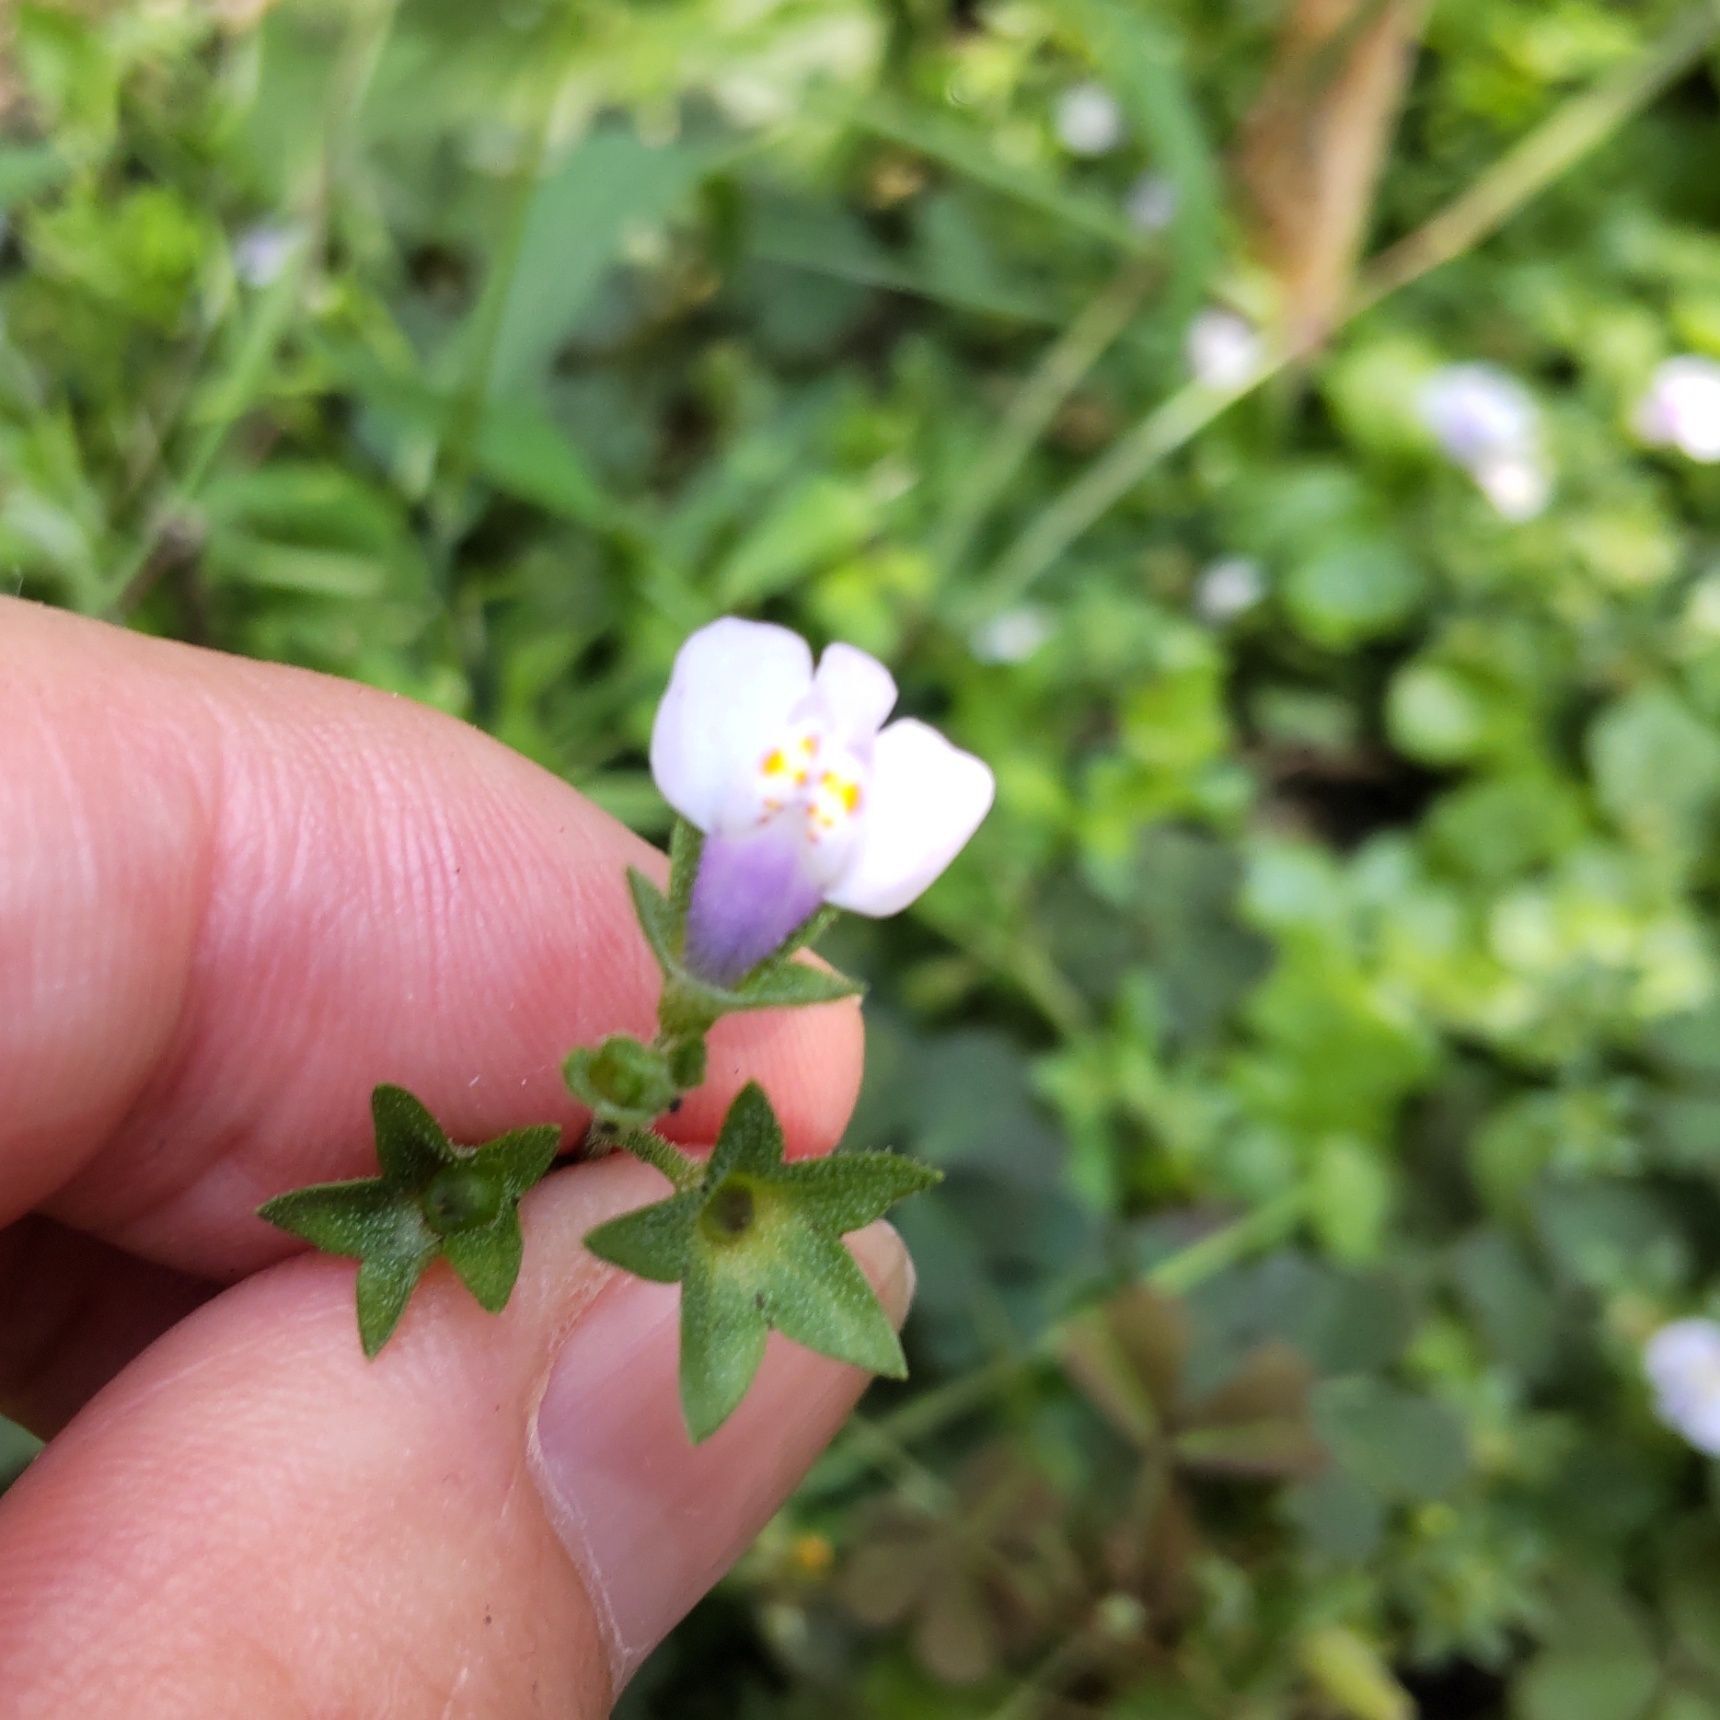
[421, 1163, 506, 1236]
[584, 1081, 941, 1441]
[566, 1033, 677, 1126]
[258, 1086, 560, 1356]
[630, 824, 865, 1029]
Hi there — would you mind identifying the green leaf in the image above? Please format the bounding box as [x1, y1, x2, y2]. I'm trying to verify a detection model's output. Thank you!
[667, 821, 704, 926]
[356, 1248, 435, 1358]
[713, 474, 875, 607]
[772, 1152, 943, 1234]
[371, 1085, 454, 1184]
[479, 130, 712, 402]
[1516, 1582, 1660, 1720]
[708, 1081, 788, 1181]
[732, 960, 866, 1011]
[761, 1219, 908, 1380]
[582, 1084, 939, 1439]
[258, 1179, 424, 1260]
[679, 1248, 772, 1442]
[472, 1125, 561, 1199]
[1283, 532, 1427, 650]
[1589, 682, 1720, 858]
[440, 1212, 525, 1313]
[627, 867, 681, 974]
[584, 1192, 703, 1283]
[1314, 1378, 1468, 1502]
[260, 1089, 561, 1356]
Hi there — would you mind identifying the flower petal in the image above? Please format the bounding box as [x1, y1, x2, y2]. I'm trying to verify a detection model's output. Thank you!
[650, 618, 814, 832]
[826, 719, 994, 917]
[813, 642, 897, 741]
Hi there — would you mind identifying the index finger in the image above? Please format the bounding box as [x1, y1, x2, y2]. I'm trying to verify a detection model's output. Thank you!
[0, 600, 863, 1279]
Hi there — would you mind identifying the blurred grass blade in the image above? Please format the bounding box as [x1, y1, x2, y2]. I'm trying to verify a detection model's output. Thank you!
[846, 96, 1152, 257]
[474, 127, 714, 404]
[1068, 0, 1219, 332]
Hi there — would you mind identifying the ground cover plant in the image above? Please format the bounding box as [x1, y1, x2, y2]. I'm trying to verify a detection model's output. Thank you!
[9, 1, 1720, 1714]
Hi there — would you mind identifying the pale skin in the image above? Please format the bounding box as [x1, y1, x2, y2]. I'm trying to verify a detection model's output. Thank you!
[0, 598, 910, 1716]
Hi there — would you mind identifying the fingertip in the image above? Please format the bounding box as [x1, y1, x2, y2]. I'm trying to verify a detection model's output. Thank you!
[665, 991, 864, 1159]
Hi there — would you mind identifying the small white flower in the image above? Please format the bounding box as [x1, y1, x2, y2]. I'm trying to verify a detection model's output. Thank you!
[1055, 83, 1125, 157]
[233, 221, 300, 289]
[1125, 171, 1178, 233]
[652, 619, 995, 983]
[1635, 356, 1720, 462]
[1418, 363, 1551, 520]
[1194, 556, 1266, 622]
[1186, 309, 1262, 390]
[1646, 1318, 1720, 1455]
[1472, 453, 1552, 522]
[970, 607, 1052, 665]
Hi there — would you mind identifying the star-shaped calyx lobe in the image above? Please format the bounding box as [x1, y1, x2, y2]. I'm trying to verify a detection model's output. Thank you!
[259, 1085, 560, 1355]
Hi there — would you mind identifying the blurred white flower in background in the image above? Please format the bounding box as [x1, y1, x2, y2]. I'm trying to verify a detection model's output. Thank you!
[1055, 82, 1125, 157]
[1125, 171, 1178, 233]
[1418, 363, 1551, 521]
[1645, 1318, 1720, 1455]
[1194, 556, 1266, 623]
[970, 606, 1053, 665]
[233, 221, 299, 289]
[1186, 309, 1262, 389]
[1635, 356, 1720, 462]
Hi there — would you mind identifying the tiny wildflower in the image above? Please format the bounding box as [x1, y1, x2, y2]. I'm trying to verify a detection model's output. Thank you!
[1645, 1318, 1720, 1456]
[1186, 309, 1262, 390]
[1194, 556, 1266, 623]
[1055, 83, 1125, 157]
[651, 619, 995, 984]
[970, 606, 1053, 665]
[1634, 356, 1720, 463]
[1125, 171, 1178, 233]
[1418, 363, 1551, 521]
[233, 221, 300, 288]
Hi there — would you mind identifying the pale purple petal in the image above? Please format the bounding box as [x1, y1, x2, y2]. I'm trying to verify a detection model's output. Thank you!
[825, 720, 994, 917]
[650, 618, 813, 833]
[1418, 364, 1538, 467]
[683, 822, 829, 986]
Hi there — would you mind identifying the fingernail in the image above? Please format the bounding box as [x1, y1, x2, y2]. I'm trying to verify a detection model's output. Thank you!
[530, 1221, 912, 1686]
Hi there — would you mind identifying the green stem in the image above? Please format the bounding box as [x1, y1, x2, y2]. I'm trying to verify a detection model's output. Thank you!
[1146, 1187, 1307, 1297]
[613, 1126, 704, 1193]
[936, 263, 1159, 574]
[813, 1190, 1308, 1497]
[1354, 0, 1720, 310]
[973, 0, 1720, 616]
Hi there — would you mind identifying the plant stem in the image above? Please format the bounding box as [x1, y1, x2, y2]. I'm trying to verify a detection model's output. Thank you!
[613, 1126, 704, 1193]
[937, 262, 1159, 574]
[1146, 1187, 1307, 1296]
[814, 1190, 1308, 1496]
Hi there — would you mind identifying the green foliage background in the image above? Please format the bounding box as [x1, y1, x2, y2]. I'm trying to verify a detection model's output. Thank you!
[10, 0, 1720, 1713]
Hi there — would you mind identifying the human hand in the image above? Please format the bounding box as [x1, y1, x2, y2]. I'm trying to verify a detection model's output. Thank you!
[0, 599, 910, 1716]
